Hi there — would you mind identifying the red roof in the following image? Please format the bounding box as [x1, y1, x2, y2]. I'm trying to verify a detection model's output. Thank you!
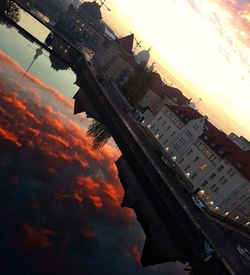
[166, 105, 250, 180]
[117, 34, 134, 54]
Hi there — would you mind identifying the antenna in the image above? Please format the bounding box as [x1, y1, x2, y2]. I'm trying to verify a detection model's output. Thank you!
[195, 98, 203, 106]
[129, 31, 142, 51]
[99, 0, 111, 11]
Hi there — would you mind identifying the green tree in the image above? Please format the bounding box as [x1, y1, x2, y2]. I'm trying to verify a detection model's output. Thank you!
[0, 0, 21, 28]
[87, 120, 111, 149]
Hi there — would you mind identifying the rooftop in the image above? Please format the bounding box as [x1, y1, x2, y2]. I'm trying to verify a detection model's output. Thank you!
[167, 105, 250, 180]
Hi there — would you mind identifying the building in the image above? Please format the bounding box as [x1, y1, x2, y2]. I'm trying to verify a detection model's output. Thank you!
[142, 105, 250, 227]
[57, 2, 105, 50]
[228, 132, 250, 151]
[95, 33, 138, 86]
[135, 48, 151, 67]
[139, 76, 191, 113]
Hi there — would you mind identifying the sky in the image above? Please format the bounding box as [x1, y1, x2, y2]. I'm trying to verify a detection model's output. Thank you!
[0, 48, 185, 274]
[100, 0, 250, 139]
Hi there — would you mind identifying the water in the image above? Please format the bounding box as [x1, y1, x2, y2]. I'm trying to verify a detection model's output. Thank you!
[0, 9, 185, 275]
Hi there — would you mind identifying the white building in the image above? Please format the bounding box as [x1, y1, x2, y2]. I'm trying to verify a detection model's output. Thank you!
[143, 105, 250, 227]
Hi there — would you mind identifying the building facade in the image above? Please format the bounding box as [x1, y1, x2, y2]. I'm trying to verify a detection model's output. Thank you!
[143, 104, 250, 227]
[95, 34, 137, 87]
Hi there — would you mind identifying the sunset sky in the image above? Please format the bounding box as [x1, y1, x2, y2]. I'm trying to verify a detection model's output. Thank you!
[100, 0, 250, 139]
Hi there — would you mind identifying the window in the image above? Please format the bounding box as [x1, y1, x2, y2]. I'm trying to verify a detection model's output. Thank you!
[187, 149, 193, 155]
[190, 173, 197, 179]
[202, 180, 208, 187]
[222, 179, 228, 185]
[233, 190, 239, 196]
[218, 149, 224, 155]
[218, 165, 224, 172]
[211, 184, 216, 189]
[193, 156, 200, 162]
[224, 198, 231, 204]
[219, 176, 225, 182]
[214, 187, 219, 192]
[227, 168, 233, 174]
[161, 121, 167, 126]
[198, 144, 205, 150]
[174, 144, 180, 150]
[200, 163, 208, 170]
[205, 150, 212, 158]
[159, 134, 164, 140]
[236, 161, 243, 169]
[157, 116, 162, 122]
[209, 173, 216, 180]
[185, 165, 191, 171]
[179, 158, 184, 164]
[166, 126, 171, 131]
[180, 139, 185, 145]
[230, 171, 236, 177]
[163, 139, 168, 145]
[186, 131, 192, 138]
[171, 131, 176, 136]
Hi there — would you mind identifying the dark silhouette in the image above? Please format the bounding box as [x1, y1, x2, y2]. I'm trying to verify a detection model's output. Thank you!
[0, 0, 20, 28]
[122, 64, 155, 104]
[49, 52, 70, 71]
[87, 120, 111, 149]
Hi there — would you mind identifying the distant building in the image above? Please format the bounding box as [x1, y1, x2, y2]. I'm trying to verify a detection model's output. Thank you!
[95, 33, 138, 86]
[139, 74, 190, 113]
[228, 132, 250, 151]
[135, 48, 151, 66]
[142, 105, 250, 227]
[57, 2, 105, 50]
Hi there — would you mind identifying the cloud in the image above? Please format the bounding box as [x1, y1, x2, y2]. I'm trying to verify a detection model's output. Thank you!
[209, 0, 250, 45]
[0, 50, 184, 274]
[21, 223, 56, 249]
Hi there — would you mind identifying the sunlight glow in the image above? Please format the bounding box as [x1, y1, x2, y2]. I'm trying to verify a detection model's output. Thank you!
[105, 0, 250, 138]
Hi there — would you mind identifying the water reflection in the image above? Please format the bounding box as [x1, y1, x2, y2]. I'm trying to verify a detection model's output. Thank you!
[0, 11, 185, 275]
[0, 0, 20, 27]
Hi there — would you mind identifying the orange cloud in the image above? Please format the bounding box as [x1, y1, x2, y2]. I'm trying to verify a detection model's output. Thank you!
[89, 195, 103, 208]
[73, 190, 84, 203]
[0, 128, 22, 147]
[22, 223, 55, 249]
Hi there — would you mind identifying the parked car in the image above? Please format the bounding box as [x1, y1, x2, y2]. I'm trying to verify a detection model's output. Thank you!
[191, 196, 205, 211]
[161, 155, 169, 165]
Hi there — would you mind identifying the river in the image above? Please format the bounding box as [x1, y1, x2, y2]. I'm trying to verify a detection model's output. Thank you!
[0, 7, 185, 275]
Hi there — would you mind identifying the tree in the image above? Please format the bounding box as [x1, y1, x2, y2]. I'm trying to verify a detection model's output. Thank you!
[122, 64, 155, 105]
[87, 120, 111, 149]
[0, 0, 21, 28]
[49, 52, 70, 71]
